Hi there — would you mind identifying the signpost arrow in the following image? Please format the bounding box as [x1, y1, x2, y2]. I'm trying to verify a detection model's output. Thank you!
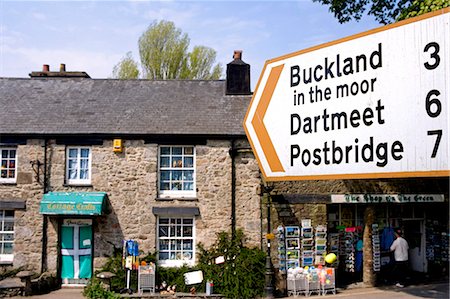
[244, 8, 450, 181]
[251, 64, 285, 173]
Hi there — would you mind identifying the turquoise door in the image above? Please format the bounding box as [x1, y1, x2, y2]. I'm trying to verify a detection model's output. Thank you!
[61, 219, 93, 284]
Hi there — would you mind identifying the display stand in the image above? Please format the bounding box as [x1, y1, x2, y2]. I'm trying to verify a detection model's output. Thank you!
[372, 224, 381, 272]
[301, 221, 314, 267]
[276, 226, 287, 274]
[285, 226, 300, 270]
[120, 239, 139, 294]
[343, 230, 355, 273]
[320, 267, 336, 295]
[314, 225, 327, 265]
[138, 264, 156, 294]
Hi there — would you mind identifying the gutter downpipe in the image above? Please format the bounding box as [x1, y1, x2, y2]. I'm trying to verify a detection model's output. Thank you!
[230, 139, 236, 240]
[41, 139, 48, 273]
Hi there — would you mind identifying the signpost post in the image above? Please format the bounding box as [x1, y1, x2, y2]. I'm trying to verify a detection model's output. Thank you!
[244, 9, 450, 181]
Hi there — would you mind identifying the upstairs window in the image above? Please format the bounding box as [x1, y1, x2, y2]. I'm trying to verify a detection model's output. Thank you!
[0, 210, 14, 263]
[159, 146, 195, 198]
[66, 147, 91, 185]
[0, 148, 17, 183]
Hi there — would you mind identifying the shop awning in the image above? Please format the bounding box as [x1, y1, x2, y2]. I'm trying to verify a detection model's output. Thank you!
[40, 192, 108, 216]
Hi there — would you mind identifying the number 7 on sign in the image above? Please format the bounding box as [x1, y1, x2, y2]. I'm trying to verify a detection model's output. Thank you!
[427, 130, 442, 158]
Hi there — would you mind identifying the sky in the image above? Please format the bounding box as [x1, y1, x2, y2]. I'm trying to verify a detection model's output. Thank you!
[0, 0, 381, 89]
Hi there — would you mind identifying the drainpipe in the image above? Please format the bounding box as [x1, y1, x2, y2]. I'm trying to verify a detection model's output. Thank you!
[263, 184, 274, 298]
[41, 139, 48, 273]
[229, 139, 236, 240]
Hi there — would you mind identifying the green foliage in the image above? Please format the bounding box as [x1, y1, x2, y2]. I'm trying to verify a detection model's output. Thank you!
[312, 0, 413, 24]
[397, 0, 449, 21]
[197, 229, 266, 299]
[157, 264, 202, 293]
[95, 245, 157, 292]
[112, 52, 139, 79]
[114, 20, 222, 80]
[83, 278, 120, 299]
[181, 46, 223, 80]
[139, 20, 189, 80]
[314, 0, 448, 24]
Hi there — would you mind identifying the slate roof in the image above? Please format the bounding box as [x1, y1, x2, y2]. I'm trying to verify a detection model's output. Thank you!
[0, 78, 251, 137]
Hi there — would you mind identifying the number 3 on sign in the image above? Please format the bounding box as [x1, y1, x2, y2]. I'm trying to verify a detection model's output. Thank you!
[424, 41, 443, 158]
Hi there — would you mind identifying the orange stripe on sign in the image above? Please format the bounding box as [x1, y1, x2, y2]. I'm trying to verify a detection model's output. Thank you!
[252, 64, 285, 173]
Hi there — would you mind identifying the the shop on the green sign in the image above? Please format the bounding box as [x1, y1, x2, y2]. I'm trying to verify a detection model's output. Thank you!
[327, 194, 448, 284]
[40, 192, 108, 285]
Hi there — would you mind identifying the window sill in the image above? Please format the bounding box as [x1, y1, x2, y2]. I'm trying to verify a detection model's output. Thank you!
[156, 197, 198, 202]
[63, 184, 93, 188]
[0, 182, 17, 186]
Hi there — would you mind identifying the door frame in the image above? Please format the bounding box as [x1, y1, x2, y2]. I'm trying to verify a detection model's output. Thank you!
[58, 218, 94, 285]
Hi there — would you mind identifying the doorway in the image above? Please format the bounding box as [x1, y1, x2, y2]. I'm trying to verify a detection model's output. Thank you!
[60, 219, 93, 285]
[403, 219, 426, 273]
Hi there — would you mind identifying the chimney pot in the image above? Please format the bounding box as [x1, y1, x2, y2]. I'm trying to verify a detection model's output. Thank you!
[60, 64, 66, 72]
[233, 50, 242, 60]
[43, 64, 50, 72]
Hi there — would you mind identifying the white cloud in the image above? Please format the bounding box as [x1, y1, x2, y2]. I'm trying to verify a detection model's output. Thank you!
[31, 12, 47, 21]
[1, 45, 122, 78]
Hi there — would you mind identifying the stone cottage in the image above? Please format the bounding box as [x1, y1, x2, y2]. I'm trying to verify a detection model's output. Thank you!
[0, 51, 262, 285]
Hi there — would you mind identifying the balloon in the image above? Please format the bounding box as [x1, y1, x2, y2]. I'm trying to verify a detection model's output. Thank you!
[325, 253, 337, 264]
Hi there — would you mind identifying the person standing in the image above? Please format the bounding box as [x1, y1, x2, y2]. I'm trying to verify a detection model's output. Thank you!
[390, 229, 409, 287]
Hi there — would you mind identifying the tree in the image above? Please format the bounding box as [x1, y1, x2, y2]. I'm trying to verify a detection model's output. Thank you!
[313, 0, 449, 24]
[113, 20, 222, 80]
[180, 46, 223, 80]
[112, 52, 139, 79]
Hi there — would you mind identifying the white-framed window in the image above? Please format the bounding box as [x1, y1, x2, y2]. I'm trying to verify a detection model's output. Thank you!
[66, 147, 91, 185]
[157, 217, 195, 267]
[0, 210, 14, 263]
[158, 146, 195, 198]
[0, 148, 17, 183]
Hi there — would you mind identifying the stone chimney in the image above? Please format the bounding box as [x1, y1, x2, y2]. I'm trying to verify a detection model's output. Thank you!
[226, 50, 251, 95]
[29, 64, 90, 78]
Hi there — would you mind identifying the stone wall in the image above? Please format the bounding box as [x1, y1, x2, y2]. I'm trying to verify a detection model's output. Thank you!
[0, 139, 45, 272]
[39, 138, 262, 271]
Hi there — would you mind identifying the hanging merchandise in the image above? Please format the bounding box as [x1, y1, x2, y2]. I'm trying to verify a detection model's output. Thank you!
[121, 240, 140, 294]
[372, 224, 381, 272]
[343, 229, 355, 273]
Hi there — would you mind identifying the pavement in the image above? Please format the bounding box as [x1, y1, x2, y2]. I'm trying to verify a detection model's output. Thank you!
[6, 281, 449, 298]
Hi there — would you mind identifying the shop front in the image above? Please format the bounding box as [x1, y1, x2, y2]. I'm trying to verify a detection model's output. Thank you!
[328, 194, 448, 285]
[40, 192, 108, 285]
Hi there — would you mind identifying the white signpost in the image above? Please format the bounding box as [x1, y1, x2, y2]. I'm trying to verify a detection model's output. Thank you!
[244, 9, 450, 181]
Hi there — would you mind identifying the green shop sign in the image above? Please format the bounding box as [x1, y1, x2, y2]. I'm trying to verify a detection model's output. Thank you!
[331, 194, 445, 204]
[40, 192, 107, 215]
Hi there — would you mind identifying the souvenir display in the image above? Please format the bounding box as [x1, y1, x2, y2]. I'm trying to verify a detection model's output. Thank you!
[276, 225, 287, 274]
[425, 220, 449, 265]
[286, 226, 300, 270]
[343, 230, 355, 272]
[301, 221, 314, 267]
[372, 224, 381, 272]
[315, 225, 327, 265]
